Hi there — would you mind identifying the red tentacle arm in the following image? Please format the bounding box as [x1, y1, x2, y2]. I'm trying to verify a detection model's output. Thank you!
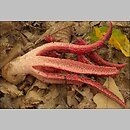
[1, 21, 127, 108]
[44, 35, 56, 43]
[77, 55, 93, 64]
[74, 37, 127, 69]
[31, 56, 119, 76]
[73, 38, 93, 64]
[2, 53, 119, 85]
[89, 52, 127, 69]
[30, 69, 126, 108]
[35, 22, 112, 56]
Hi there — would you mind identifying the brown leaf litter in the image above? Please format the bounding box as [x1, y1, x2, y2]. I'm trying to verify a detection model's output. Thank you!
[0, 21, 129, 109]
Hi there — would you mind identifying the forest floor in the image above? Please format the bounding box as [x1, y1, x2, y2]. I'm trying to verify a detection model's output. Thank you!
[0, 21, 129, 109]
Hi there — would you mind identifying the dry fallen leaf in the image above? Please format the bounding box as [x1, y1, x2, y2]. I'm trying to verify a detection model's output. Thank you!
[72, 22, 90, 35]
[37, 85, 60, 108]
[67, 90, 78, 108]
[126, 100, 130, 108]
[0, 22, 15, 36]
[37, 99, 57, 109]
[0, 43, 23, 69]
[93, 77, 125, 108]
[0, 95, 13, 108]
[43, 85, 59, 103]
[74, 87, 96, 108]
[0, 79, 23, 98]
[75, 87, 93, 99]
[35, 22, 74, 44]
[25, 90, 44, 104]
[23, 31, 40, 43]
[77, 97, 96, 109]
[12, 96, 35, 108]
[30, 79, 48, 90]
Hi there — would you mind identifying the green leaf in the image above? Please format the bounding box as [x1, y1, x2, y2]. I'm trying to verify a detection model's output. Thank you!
[90, 26, 130, 57]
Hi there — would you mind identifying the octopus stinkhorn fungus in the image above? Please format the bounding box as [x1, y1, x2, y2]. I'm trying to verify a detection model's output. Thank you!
[1, 22, 127, 108]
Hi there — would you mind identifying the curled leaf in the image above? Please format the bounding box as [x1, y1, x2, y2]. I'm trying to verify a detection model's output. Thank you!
[67, 90, 78, 107]
[0, 79, 23, 98]
[93, 77, 125, 108]
[35, 22, 74, 44]
[25, 90, 44, 104]
[74, 87, 96, 108]
[0, 43, 23, 69]
[43, 85, 59, 103]
[31, 79, 48, 90]
[37, 85, 60, 109]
